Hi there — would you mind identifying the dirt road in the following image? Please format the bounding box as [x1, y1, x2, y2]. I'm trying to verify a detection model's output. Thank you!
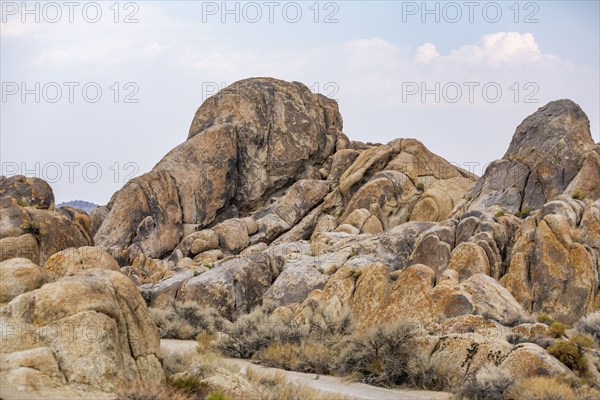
[161, 339, 453, 400]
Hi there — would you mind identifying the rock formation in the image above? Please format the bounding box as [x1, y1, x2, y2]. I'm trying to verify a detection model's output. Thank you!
[2, 79, 599, 397]
[0, 176, 91, 265]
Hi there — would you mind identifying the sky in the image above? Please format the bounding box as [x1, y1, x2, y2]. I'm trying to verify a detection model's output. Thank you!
[1, 0, 599, 204]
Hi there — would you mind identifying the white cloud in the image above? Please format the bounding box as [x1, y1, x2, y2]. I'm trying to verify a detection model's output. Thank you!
[415, 42, 439, 64]
[443, 32, 560, 67]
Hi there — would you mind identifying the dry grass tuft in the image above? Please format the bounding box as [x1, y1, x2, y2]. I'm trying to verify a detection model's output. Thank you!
[114, 381, 196, 400]
[505, 376, 577, 400]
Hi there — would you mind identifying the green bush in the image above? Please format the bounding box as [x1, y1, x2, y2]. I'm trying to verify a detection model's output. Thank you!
[21, 221, 41, 239]
[538, 313, 554, 326]
[549, 321, 567, 338]
[416, 182, 425, 192]
[206, 391, 232, 400]
[547, 340, 587, 374]
[166, 375, 208, 397]
[571, 190, 586, 200]
[494, 211, 505, 218]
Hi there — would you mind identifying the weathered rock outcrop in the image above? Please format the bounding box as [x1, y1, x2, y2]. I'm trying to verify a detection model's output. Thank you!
[95, 78, 345, 265]
[42, 246, 120, 281]
[0, 269, 163, 394]
[461, 99, 597, 214]
[0, 258, 48, 304]
[0, 176, 54, 209]
[0, 178, 91, 265]
[501, 198, 598, 323]
[176, 252, 284, 319]
[294, 263, 526, 332]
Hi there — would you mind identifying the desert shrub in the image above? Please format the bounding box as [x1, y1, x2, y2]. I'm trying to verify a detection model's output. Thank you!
[21, 221, 41, 239]
[549, 321, 567, 338]
[337, 321, 415, 386]
[459, 366, 514, 400]
[303, 303, 354, 338]
[547, 340, 588, 374]
[403, 358, 452, 392]
[416, 182, 425, 191]
[516, 208, 532, 218]
[494, 211, 505, 218]
[505, 376, 576, 400]
[150, 302, 228, 340]
[571, 190, 586, 200]
[151, 307, 196, 340]
[256, 341, 335, 374]
[569, 334, 595, 349]
[215, 306, 306, 358]
[538, 312, 554, 326]
[575, 312, 600, 343]
[174, 301, 228, 334]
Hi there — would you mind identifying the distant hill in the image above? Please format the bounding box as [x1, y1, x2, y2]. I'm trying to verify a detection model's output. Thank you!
[57, 200, 98, 214]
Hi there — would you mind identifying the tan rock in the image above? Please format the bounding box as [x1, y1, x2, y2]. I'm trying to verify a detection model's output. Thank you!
[342, 170, 418, 229]
[463, 100, 596, 213]
[447, 242, 491, 281]
[242, 217, 258, 235]
[0, 269, 163, 391]
[89, 205, 109, 239]
[0, 175, 54, 210]
[410, 177, 474, 222]
[499, 343, 574, 378]
[213, 219, 250, 254]
[25, 207, 90, 264]
[565, 145, 600, 200]
[341, 208, 371, 230]
[0, 204, 30, 239]
[0, 234, 40, 265]
[177, 253, 283, 319]
[57, 206, 92, 243]
[97, 78, 344, 263]
[310, 214, 338, 241]
[334, 224, 360, 235]
[361, 215, 384, 234]
[0, 258, 48, 303]
[298, 263, 526, 333]
[256, 180, 329, 242]
[42, 246, 120, 281]
[190, 230, 220, 255]
[194, 249, 224, 264]
[501, 206, 598, 324]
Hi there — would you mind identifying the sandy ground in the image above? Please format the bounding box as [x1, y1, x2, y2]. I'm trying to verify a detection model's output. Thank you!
[161, 339, 454, 400]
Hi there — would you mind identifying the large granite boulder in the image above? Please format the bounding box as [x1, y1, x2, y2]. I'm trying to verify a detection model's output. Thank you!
[95, 78, 344, 265]
[462, 99, 597, 214]
[0, 269, 163, 394]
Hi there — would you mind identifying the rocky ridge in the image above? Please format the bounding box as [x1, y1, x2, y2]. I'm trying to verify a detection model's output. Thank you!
[1, 78, 599, 397]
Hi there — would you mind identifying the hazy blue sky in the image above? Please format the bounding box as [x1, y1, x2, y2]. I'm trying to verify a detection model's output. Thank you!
[1, 1, 599, 204]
